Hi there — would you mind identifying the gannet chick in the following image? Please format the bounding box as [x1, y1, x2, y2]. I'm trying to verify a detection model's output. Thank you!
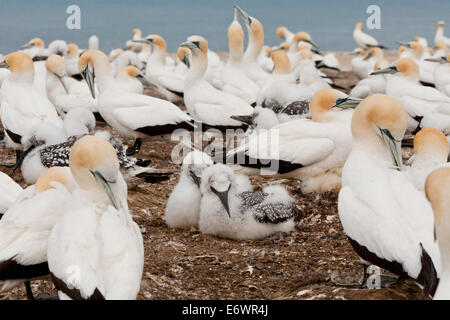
[0, 167, 75, 300]
[45, 54, 97, 116]
[165, 150, 214, 229]
[88, 35, 99, 50]
[141, 34, 185, 103]
[373, 58, 450, 132]
[435, 21, 450, 47]
[234, 5, 270, 85]
[78, 49, 194, 149]
[180, 36, 253, 131]
[338, 94, 440, 298]
[426, 167, 450, 299]
[47, 136, 144, 300]
[228, 89, 357, 192]
[0, 172, 23, 218]
[405, 128, 449, 191]
[0, 52, 62, 153]
[199, 164, 297, 240]
[220, 15, 259, 104]
[353, 22, 386, 49]
[350, 59, 389, 98]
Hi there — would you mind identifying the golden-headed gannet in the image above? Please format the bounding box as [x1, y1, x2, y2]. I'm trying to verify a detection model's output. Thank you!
[435, 21, 450, 48]
[353, 22, 386, 49]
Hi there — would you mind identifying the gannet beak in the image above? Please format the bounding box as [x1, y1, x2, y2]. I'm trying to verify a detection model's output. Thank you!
[424, 57, 448, 64]
[370, 66, 398, 75]
[311, 48, 322, 55]
[189, 170, 201, 188]
[136, 73, 157, 88]
[54, 74, 69, 94]
[304, 39, 319, 49]
[362, 52, 373, 61]
[380, 128, 403, 171]
[396, 41, 411, 48]
[12, 145, 36, 175]
[230, 115, 254, 126]
[0, 61, 8, 69]
[81, 64, 96, 99]
[332, 97, 362, 109]
[180, 41, 198, 50]
[90, 170, 120, 209]
[272, 46, 283, 52]
[234, 5, 251, 25]
[20, 42, 34, 50]
[211, 186, 231, 217]
[181, 56, 190, 68]
[132, 39, 151, 44]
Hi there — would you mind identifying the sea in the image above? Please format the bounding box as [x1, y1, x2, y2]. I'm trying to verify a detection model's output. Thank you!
[0, 0, 449, 54]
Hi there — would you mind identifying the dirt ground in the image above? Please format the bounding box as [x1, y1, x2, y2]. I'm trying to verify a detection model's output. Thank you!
[0, 50, 425, 301]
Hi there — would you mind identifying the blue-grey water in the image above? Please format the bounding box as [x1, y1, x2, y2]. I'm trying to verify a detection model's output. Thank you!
[0, 0, 449, 54]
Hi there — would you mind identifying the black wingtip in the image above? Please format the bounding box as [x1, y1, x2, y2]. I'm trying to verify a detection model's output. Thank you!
[419, 243, 439, 299]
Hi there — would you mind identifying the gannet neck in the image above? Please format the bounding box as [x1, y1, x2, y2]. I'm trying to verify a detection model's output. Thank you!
[244, 17, 264, 62]
[227, 20, 244, 64]
[186, 49, 208, 86]
[148, 44, 166, 65]
[272, 50, 291, 75]
[5, 52, 34, 83]
[79, 49, 115, 92]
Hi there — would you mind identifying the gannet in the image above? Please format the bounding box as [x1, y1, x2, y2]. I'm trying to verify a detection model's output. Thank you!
[350, 59, 389, 98]
[351, 48, 370, 79]
[47, 136, 144, 300]
[64, 43, 82, 80]
[234, 5, 270, 85]
[165, 150, 214, 229]
[20, 38, 47, 60]
[426, 167, 450, 299]
[88, 35, 99, 50]
[180, 36, 253, 131]
[338, 94, 440, 298]
[228, 89, 357, 192]
[0, 52, 62, 153]
[276, 26, 295, 44]
[435, 21, 450, 47]
[353, 22, 386, 49]
[288, 32, 319, 66]
[45, 54, 97, 116]
[0, 167, 75, 299]
[405, 128, 449, 191]
[372, 58, 450, 132]
[220, 14, 259, 104]
[425, 53, 450, 97]
[116, 65, 153, 94]
[257, 45, 273, 73]
[78, 49, 194, 150]
[198, 164, 297, 240]
[0, 172, 23, 218]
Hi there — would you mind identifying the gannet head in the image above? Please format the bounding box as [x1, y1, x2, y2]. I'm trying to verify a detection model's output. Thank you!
[78, 49, 110, 98]
[425, 167, 450, 244]
[177, 47, 191, 68]
[352, 47, 366, 56]
[363, 47, 383, 61]
[46, 54, 69, 93]
[271, 49, 291, 75]
[21, 37, 45, 50]
[234, 5, 263, 38]
[410, 41, 424, 57]
[228, 19, 244, 56]
[35, 167, 76, 193]
[310, 89, 355, 122]
[276, 26, 288, 40]
[182, 150, 214, 188]
[109, 48, 123, 61]
[352, 94, 407, 170]
[293, 31, 318, 49]
[67, 43, 79, 58]
[414, 128, 449, 160]
[437, 21, 445, 28]
[355, 22, 364, 31]
[69, 135, 121, 209]
[0, 51, 34, 82]
[143, 34, 167, 52]
[371, 57, 419, 78]
[180, 35, 208, 56]
[121, 65, 156, 88]
[398, 45, 408, 54]
[132, 28, 142, 37]
[200, 164, 233, 217]
[425, 52, 450, 64]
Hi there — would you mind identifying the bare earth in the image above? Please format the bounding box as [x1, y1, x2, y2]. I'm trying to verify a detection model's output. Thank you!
[0, 51, 423, 301]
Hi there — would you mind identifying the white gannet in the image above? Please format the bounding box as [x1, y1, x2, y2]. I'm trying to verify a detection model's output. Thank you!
[399, 41, 436, 86]
[350, 59, 389, 98]
[426, 167, 450, 299]
[425, 53, 450, 97]
[435, 21, 450, 48]
[198, 164, 297, 240]
[174, 47, 190, 77]
[234, 5, 270, 85]
[45, 54, 97, 116]
[372, 58, 450, 132]
[0, 52, 62, 153]
[0, 167, 75, 299]
[287, 32, 319, 65]
[88, 35, 99, 50]
[276, 26, 295, 44]
[353, 22, 386, 49]
[351, 48, 369, 79]
[128, 28, 144, 53]
[0, 172, 23, 217]
[165, 150, 214, 229]
[20, 38, 47, 60]
[64, 43, 82, 80]
[47, 135, 144, 300]
[258, 49, 296, 97]
[116, 65, 153, 94]
[47, 40, 68, 57]
[405, 128, 449, 191]
[77, 49, 194, 150]
[257, 45, 273, 73]
[141, 34, 185, 103]
[228, 89, 357, 192]
[180, 36, 253, 131]
[220, 14, 259, 105]
[338, 94, 440, 298]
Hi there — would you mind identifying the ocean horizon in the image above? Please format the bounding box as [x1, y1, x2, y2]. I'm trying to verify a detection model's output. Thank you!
[0, 0, 449, 55]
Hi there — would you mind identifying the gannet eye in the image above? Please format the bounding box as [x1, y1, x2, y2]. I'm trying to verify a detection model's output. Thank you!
[192, 41, 200, 49]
